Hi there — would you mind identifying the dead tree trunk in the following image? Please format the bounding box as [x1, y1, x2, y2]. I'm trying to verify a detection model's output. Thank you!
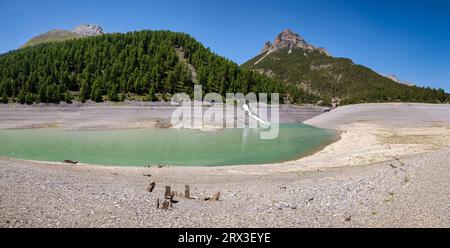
[185, 185, 190, 199]
[147, 181, 156, 192]
[164, 186, 171, 199]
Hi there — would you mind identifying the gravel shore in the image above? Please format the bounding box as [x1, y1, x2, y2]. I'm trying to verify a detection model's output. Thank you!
[0, 102, 325, 130]
[0, 103, 449, 227]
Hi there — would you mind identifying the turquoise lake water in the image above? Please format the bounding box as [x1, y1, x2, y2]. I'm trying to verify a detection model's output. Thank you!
[0, 123, 338, 167]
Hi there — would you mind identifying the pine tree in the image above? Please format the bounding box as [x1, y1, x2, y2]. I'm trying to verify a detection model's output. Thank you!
[79, 80, 90, 103]
[38, 83, 47, 103]
[108, 84, 119, 102]
[25, 93, 34, 105]
[17, 86, 26, 104]
[91, 86, 103, 102]
[164, 71, 175, 94]
[1, 91, 8, 104]
[64, 92, 73, 103]
[134, 79, 142, 95]
[147, 86, 156, 102]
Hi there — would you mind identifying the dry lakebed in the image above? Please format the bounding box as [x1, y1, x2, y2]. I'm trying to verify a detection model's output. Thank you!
[0, 102, 450, 227]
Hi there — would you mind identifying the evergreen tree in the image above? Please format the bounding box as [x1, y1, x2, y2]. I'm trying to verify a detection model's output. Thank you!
[25, 93, 34, 105]
[17, 86, 26, 104]
[92, 87, 103, 102]
[91, 86, 103, 102]
[147, 86, 156, 102]
[64, 92, 73, 104]
[108, 84, 119, 102]
[38, 83, 47, 103]
[1, 91, 8, 104]
[79, 80, 90, 103]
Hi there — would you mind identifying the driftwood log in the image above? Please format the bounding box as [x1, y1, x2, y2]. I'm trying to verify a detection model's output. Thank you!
[63, 160, 78, 164]
[204, 192, 221, 201]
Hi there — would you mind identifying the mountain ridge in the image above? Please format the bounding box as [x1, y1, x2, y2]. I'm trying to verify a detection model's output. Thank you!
[21, 24, 104, 48]
[1, 30, 285, 105]
[0, 27, 447, 106]
[260, 29, 330, 57]
[242, 29, 448, 105]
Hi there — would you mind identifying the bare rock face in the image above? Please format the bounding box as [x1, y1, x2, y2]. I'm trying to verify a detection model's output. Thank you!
[261, 29, 329, 56]
[73, 24, 104, 36]
[261, 41, 272, 53]
[273, 29, 312, 50]
[383, 74, 415, 86]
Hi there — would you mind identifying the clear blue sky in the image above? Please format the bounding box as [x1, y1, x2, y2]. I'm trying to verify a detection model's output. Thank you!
[0, 0, 449, 91]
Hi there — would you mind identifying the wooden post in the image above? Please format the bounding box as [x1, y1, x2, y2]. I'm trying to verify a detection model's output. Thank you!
[156, 198, 160, 209]
[164, 186, 171, 199]
[147, 181, 156, 192]
[185, 185, 190, 199]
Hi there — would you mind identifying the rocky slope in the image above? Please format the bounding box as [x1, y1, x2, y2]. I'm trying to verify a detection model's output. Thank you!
[261, 29, 329, 56]
[383, 74, 415, 87]
[22, 24, 104, 48]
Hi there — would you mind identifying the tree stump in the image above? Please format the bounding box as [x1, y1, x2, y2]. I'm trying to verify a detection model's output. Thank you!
[164, 186, 171, 199]
[211, 192, 220, 201]
[185, 185, 190, 199]
[147, 181, 156, 192]
[161, 200, 170, 210]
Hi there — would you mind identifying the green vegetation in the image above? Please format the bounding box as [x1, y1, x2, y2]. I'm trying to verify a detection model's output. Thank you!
[1, 91, 8, 104]
[2, 30, 447, 106]
[242, 47, 449, 104]
[63, 92, 73, 104]
[0, 30, 286, 104]
[108, 84, 119, 102]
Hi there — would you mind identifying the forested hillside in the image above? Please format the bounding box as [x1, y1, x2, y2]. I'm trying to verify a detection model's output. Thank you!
[242, 30, 449, 105]
[1, 29, 447, 106]
[0, 30, 293, 104]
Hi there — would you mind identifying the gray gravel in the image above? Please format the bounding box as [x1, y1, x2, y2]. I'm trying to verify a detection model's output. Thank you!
[0, 145, 449, 227]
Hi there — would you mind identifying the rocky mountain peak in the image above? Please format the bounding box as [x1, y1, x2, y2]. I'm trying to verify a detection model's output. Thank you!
[274, 29, 309, 49]
[73, 24, 104, 36]
[261, 28, 329, 56]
